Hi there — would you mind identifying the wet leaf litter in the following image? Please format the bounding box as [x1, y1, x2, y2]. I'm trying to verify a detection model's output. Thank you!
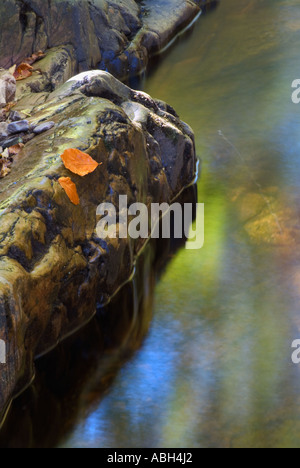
[0, 50, 47, 177]
[12, 51, 45, 81]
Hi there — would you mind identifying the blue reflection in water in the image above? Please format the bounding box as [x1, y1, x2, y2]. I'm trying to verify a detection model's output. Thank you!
[64, 321, 183, 447]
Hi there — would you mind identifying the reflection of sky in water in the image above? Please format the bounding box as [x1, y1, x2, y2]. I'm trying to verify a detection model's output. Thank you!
[64, 315, 218, 448]
[62, 0, 300, 448]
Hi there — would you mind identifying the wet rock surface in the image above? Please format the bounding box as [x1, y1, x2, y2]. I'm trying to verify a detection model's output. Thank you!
[0, 0, 207, 86]
[0, 70, 196, 423]
[7, 120, 29, 135]
[0, 116, 53, 150]
[0, 72, 16, 109]
[33, 122, 55, 135]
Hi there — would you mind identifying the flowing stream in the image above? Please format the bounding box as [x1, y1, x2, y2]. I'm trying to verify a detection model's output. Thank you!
[3, 0, 300, 448]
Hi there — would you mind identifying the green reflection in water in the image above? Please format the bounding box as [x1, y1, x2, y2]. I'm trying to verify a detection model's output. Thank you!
[140, 0, 300, 448]
[60, 0, 300, 448]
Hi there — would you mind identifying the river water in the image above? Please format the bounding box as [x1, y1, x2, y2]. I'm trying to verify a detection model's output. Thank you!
[3, 0, 300, 448]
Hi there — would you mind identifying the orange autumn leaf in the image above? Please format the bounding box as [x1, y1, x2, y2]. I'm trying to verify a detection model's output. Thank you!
[8, 143, 24, 156]
[0, 159, 12, 178]
[14, 63, 34, 81]
[60, 148, 100, 176]
[4, 101, 16, 113]
[58, 177, 80, 205]
[24, 50, 45, 66]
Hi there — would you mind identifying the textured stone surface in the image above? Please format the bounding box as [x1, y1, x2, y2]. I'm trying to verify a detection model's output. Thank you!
[7, 120, 29, 135]
[1, 136, 23, 149]
[0, 70, 196, 423]
[0, 0, 206, 84]
[9, 111, 22, 122]
[0, 123, 8, 138]
[33, 121, 55, 134]
[0, 72, 16, 108]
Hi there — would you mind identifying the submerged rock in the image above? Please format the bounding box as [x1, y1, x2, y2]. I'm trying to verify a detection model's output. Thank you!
[0, 70, 196, 424]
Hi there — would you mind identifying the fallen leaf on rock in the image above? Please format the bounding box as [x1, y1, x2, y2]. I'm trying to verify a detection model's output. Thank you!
[58, 177, 80, 205]
[60, 148, 101, 176]
[24, 51, 45, 66]
[0, 158, 12, 178]
[8, 65, 16, 75]
[14, 63, 34, 81]
[8, 143, 24, 156]
[2, 149, 9, 159]
[4, 102, 16, 113]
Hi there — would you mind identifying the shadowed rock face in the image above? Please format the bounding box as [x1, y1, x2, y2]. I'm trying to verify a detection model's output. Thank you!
[0, 0, 203, 81]
[0, 70, 196, 424]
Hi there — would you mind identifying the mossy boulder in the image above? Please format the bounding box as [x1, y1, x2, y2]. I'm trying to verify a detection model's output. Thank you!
[0, 70, 196, 423]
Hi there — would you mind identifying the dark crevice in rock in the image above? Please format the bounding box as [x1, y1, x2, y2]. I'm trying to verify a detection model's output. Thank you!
[131, 91, 159, 113]
[19, 3, 28, 35]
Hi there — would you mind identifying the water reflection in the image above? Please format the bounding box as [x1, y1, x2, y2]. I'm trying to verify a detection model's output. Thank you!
[138, 0, 300, 448]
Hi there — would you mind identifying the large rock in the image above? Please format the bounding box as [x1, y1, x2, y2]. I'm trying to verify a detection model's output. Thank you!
[0, 70, 196, 424]
[0, 0, 206, 83]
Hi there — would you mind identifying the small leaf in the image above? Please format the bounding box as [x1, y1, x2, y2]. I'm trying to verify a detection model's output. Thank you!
[60, 148, 100, 176]
[2, 149, 9, 159]
[4, 102, 16, 113]
[24, 50, 45, 66]
[9, 65, 16, 75]
[8, 143, 24, 156]
[0, 159, 12, 178]
[14, 63, 34, 81]
[58, 177, 80, 205]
